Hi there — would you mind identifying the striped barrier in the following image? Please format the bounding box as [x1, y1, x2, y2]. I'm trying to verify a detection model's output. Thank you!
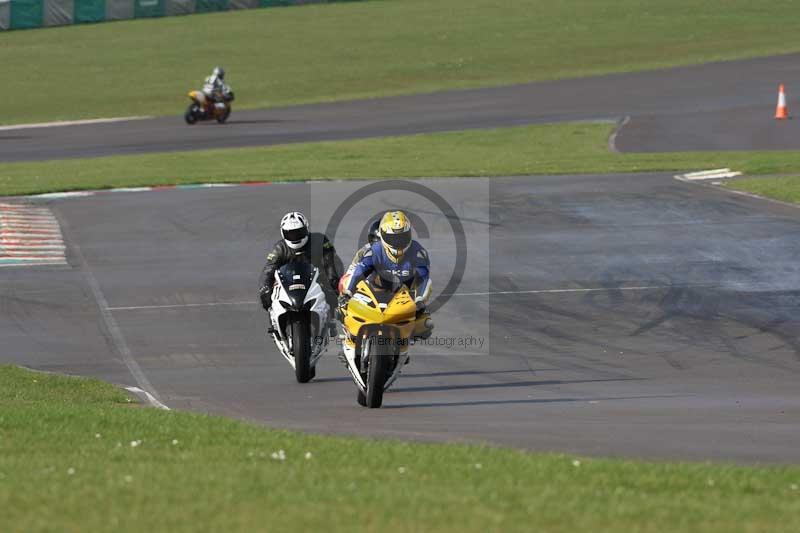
[0, 0, 362, 30]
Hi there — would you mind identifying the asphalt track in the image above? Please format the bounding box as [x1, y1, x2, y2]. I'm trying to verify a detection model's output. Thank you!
[2, 56, 800, 463]
[3, 53, 800, 162]
[2, 174, 800, 462]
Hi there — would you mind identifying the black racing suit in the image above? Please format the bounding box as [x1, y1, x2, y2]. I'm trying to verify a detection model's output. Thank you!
[258, 232, 341, 312]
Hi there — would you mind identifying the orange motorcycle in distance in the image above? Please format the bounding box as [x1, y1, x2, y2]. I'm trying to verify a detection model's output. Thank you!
[184, 89, 234, 125]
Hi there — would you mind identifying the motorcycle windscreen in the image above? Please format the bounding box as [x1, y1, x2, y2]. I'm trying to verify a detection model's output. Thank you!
[278, 262, 316, 309]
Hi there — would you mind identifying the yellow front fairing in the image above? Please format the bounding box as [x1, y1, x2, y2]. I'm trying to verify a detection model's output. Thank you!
[343, 279, 417, 345]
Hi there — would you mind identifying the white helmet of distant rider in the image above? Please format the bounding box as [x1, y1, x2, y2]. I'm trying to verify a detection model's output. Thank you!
[212, 66, 225, 80]
[280, 211, 309, 250]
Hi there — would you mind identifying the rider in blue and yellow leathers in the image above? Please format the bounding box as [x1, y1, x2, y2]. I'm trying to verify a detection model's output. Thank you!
[340, 211, 432, 332]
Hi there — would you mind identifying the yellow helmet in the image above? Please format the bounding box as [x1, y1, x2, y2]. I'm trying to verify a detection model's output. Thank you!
[379, 211, 412, 261]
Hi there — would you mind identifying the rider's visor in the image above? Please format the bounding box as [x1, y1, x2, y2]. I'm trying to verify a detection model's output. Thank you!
[381, 230, 411, 251]
[283, 227, 308, 243]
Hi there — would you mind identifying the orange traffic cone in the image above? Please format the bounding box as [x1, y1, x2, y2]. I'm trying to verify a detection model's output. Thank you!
[775, 84, 790, 120]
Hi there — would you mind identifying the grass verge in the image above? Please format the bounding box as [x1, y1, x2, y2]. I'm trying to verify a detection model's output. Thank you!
[4, 123, 800, 196]
[1, 364, 799, 532]
[725, 176, 800, 205]
[3, 0, 800, 124]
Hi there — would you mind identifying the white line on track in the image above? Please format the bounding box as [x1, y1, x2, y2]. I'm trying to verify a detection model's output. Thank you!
[109, 301, 255, 311]
[124, 386, 170, 410]
[675, 168, 742, 181]
[57, 214, 167, 410]
[29, 192, 96, 199]
[444, 285, 686, 297]
[0, 116, 152, 132]
[607, 115, 631, 153]
[107, 285, 691, 311]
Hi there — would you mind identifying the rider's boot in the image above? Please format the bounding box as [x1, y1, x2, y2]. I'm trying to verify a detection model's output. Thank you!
[414, 311, 434, 340]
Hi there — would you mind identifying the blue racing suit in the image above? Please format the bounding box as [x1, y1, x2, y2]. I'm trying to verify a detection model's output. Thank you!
[344, 241, 432, 305]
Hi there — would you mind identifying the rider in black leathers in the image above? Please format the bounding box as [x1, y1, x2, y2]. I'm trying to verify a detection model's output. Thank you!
[258, 212, 340, 318]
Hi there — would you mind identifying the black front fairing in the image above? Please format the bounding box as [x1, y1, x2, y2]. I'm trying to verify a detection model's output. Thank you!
[278, 262, 316, 311]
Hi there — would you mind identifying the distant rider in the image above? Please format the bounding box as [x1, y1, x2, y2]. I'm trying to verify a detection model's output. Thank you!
[339, 211, 432, 336]
[201, 66, 233, 107]
[259, 211, 340, 332]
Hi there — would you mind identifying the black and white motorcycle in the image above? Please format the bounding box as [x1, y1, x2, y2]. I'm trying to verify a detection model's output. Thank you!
[268, 262, 331, 383]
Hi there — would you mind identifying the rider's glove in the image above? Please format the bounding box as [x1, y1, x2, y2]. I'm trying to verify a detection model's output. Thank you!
[338, 293, 351, 309]
[415, 300, 427, 314]
[259, 288, 272, 311]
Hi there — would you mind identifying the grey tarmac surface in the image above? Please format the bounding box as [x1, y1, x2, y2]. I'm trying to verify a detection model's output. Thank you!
[2, 175, 799, 462]
[3, 53, 800, 162]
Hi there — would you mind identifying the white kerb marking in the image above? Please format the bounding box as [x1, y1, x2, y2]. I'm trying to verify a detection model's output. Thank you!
[29, 192, 96, 199]
[675, 168, 742, 181]
[124, 386, 170, 410]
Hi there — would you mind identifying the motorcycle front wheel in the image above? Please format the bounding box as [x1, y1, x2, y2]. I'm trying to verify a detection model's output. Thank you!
[184, 105, 198, 125]
[291, 316, 313, 383]
[216, 105, 230, 124]
[360, 335, 391, 408]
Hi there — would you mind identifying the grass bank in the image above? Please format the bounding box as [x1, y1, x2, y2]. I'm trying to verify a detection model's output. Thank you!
[3, 123, 800, 196]
[726, 176, 800, 205]
[1, 365, 799, 532]
[3, 0, 800, 124]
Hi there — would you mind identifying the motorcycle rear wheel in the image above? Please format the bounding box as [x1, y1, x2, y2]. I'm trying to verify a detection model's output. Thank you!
[291, 317, 313, 383]
[184, 105, 198, 125]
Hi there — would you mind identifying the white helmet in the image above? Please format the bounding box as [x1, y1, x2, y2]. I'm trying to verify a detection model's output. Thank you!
[280, 211, 309, 250]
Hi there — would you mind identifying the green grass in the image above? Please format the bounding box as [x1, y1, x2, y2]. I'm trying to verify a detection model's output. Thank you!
[3, 0, 800, 124]
[1, 365, 799, 533]
[3, 122, 800, 196]
[726, 176, 800, 204]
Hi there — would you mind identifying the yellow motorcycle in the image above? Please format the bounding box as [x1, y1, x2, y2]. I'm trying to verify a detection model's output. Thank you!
[339, 274, 432, 408]
[184, 89, 234, 125]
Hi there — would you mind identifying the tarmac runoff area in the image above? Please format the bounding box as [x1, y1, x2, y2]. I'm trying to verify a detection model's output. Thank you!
[1, 174, 799, 463]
